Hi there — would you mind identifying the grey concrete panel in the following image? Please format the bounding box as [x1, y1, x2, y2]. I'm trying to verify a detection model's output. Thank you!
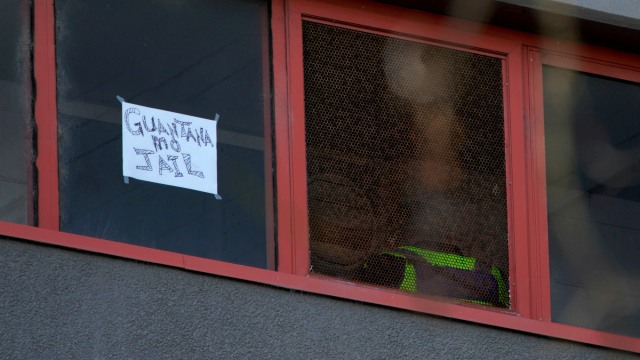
[503, 0, 640, 26]
[0, 237, 636, 359]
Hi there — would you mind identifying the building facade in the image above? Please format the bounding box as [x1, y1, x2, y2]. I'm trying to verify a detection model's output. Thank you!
[1, 0, 639, 357]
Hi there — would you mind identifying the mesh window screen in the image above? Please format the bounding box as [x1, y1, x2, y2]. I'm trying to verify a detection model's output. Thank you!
[303, 21, 509, 307]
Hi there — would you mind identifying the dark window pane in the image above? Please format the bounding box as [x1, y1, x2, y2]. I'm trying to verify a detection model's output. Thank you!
[56, 0, 272, 268]
[544, 65, 640, 337]
[0, 1, 32, 224]
[304, 22, 509, 308]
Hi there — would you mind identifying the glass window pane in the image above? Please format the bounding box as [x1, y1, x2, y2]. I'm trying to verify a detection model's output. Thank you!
[544, 65, 640, 337]
[0, 1, 32, 224]
[304, 22, 509, 308]
[56, 0, 272, 268]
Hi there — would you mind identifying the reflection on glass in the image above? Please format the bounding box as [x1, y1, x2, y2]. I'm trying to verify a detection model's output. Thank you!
[304, 22, 509, 307]
[0, 1, 32, 224]
[544, 65, 640, 337]
[56, 0, 272, 268]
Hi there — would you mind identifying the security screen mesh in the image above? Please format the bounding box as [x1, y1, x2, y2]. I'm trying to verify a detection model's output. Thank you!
[303, 21, 509, 307]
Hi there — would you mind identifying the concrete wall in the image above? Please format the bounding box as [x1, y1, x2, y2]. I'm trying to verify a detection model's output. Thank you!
[1, 237, 636, 359]
[506, 0, 640, 25]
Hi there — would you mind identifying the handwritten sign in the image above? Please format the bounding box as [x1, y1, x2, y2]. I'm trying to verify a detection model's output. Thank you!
[121, 101, 220, 197]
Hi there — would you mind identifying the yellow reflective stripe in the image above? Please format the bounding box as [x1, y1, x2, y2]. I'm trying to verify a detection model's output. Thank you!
[400, 263, 417, 292]
[491, 266, 509, 307]
[400, 246, 476, 270]
[461, 299, 493, 306]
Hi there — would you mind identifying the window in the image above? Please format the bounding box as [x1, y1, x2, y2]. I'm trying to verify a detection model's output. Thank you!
[543, 60, 640, 338]
[54, 0, 273, 268]
[302, 21, 509, 307]
[0, 0, 32, 224]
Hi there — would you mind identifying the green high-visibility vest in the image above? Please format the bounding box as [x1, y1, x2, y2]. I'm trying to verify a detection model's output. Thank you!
[383, 246, 509, 307]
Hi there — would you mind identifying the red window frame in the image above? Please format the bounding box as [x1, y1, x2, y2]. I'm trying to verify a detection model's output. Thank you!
[0, 0, 635, 353]
[284, 0, 528, 312]
[527, 45, 640, 327]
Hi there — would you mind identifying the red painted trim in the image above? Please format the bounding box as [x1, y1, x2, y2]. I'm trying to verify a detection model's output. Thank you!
[541, 51, 640, 82]
[286, 2, 311, 276]
[33, 0, 59, 230]
[272, 0, 296, 274]
[1, 220, 638, 353]
[524, 48, 553, 321]
[503, 44, 530, 317]
[299, 0, 519, 56]
[1, 221, 183, 267]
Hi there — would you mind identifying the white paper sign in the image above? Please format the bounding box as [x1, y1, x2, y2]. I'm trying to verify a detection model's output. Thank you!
[121, 101, 220, 197]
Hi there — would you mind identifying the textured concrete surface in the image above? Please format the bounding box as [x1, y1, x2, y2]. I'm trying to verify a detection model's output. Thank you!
[0, 237, 636, 359]
[507, 0, 640, 23]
